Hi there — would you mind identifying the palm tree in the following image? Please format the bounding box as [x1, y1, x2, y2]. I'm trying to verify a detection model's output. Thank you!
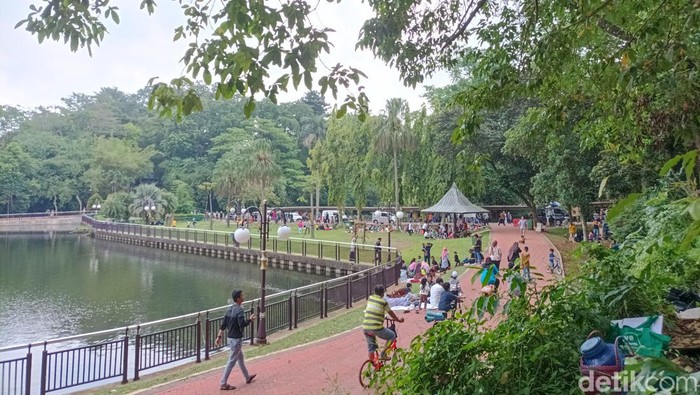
[247, 139, 282, 206]
[375, 98, 416, 213]
[214, 155, 246, 227]
[129, 183, 165, 223]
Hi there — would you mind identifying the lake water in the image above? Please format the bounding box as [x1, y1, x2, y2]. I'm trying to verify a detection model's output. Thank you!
[0, 233, 327, 348]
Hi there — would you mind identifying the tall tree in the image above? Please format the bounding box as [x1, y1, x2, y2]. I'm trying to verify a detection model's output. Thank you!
[0, 142, 37, 213]
[375, 98, 415, 212]
[247, 139, 282, 206]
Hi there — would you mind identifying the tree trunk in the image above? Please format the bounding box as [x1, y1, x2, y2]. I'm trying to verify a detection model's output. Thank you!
[393, 146, 400, 212]
[226, 197, 231, 227]
[209, 191, 214, 230]
[310, 191, 315, 239]
[315, 185, 320, 223]
[76, 195, 83, 211]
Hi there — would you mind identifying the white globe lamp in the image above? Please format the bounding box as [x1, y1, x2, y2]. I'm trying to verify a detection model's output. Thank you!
[96, 204, 101, 210]
[277, 225, 292, 240]
[150, 205, 156, 211]
[234, 228, 251, 244]
[396, 211, 404, 220]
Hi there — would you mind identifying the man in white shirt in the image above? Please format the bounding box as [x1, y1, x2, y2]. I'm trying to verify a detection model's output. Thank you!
[488, 240, 503, 269]
[428, 277, 445, 309]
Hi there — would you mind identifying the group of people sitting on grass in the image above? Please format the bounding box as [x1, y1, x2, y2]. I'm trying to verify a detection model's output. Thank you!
[384, 271, 466, 318]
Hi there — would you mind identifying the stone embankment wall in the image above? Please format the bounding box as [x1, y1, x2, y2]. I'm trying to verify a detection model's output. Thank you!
[0, 216, 82, 233]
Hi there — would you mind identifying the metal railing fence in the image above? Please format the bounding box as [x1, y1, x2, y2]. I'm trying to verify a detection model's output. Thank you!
[0, 259, 402, 394]
[82, 215, 398, 265]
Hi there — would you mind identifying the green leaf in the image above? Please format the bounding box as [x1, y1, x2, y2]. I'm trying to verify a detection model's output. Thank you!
[303, 71, 312, 90]
[111, 11, 120, 24]
[598, 176, 609, 198]
[203, 69, 212, 85]
[606, 193, 641, 222]
[243, 98, 255, 118]
[681, 150, 698, 182]
[687, 199, 700, 221]
[70, 33, 79, 52]
[335, 104, 347, 118]
[659, 153, 684, 176]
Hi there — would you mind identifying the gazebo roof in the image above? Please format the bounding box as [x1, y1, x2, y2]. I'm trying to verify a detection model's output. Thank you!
[421, 183, 489, 214]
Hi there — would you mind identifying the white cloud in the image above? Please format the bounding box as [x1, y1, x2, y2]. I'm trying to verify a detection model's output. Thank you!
[0, 1, 448, 112]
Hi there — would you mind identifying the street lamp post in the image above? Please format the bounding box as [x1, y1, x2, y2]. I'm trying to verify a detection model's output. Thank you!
[91, 202, 101, 217]
[233, 200, 290, 345]
[143, 201, 156, 224]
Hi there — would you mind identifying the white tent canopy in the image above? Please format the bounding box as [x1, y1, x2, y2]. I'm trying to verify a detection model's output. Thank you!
[421, 183, 489, 214]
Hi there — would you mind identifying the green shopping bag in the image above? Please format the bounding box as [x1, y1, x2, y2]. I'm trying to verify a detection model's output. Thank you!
[607, 315, 671, 358]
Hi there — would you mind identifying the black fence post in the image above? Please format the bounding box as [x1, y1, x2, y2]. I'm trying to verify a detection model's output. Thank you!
[249, 305, 255, 346]
[382, 266, 387, 288]
[122, 329, 129, 384]
[346, 277, 351, 308]
[366, 272, 371, 300]
[335, 243, 339, 261]
[320, 284, 325, 319]
[288, 293, 293, 330]
[134, 326, 141, 381]
[40, 346, 47, 395]
[195, 314, 202, 363]
[294, 292, 299, 329]
[25, 346, 32, 395]
[205, 312, 211, 361]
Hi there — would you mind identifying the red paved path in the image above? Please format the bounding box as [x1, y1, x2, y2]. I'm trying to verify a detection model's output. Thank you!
[136, 225, 558, 394]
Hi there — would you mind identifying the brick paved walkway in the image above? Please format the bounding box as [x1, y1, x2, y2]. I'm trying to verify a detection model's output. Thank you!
[136, 225, 558, 394]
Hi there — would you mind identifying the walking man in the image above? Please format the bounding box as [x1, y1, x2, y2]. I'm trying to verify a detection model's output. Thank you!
[374, 238, 382, 265]
[216, 290, 257, 390]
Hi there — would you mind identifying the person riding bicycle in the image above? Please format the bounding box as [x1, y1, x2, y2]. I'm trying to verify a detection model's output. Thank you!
[363, 284, 405, 361]
[548, 248, 557, 270]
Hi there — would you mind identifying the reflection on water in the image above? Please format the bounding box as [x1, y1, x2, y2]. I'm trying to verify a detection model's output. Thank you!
[0, 233, 327, 348]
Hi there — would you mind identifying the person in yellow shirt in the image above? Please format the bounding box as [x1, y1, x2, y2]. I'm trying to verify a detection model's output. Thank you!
[568, 222, 576, 241]
[521, 246, 532, 281]
[362, 284, 404, 361]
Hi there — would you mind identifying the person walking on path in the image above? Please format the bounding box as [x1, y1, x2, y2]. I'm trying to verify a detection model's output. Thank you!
[215, 290, 257, 391]
[487, 240, 502, 269]
[521, 246, 532, 282]
[519, 216, 527, 236]
[374, 238, 382, 265]
[473, 234, 483, 265]
[349, 236, 357, 262]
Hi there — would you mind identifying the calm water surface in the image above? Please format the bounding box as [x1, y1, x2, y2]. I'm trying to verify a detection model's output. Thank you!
[0, 233, 326, 347]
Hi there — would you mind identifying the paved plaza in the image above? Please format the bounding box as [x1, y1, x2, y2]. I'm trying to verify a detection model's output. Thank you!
[136, 225, 557, 394]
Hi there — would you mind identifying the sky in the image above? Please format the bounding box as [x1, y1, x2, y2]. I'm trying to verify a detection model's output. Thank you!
[0, 1, 449, 113]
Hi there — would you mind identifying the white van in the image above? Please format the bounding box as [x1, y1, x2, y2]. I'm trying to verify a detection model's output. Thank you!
[320, 210, 346, 223]
[372, 211, 396, 225]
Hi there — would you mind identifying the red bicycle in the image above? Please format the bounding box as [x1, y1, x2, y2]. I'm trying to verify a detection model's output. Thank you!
[359, 318, 400, 388]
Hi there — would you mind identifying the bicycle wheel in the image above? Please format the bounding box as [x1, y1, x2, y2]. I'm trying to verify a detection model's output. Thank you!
[545, 265, 552, 274]
[359, 359, 377, 388]
[554, 265, 563, 275]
